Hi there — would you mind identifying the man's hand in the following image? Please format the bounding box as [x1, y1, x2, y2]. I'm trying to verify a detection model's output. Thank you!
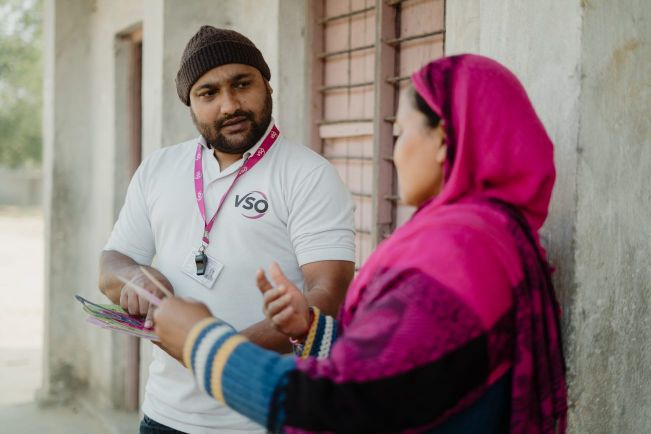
[99, 251, 175, 328]
[118, 265, 173, 328]
[257, 262, 310, 340]
[153, 298, 212, 362]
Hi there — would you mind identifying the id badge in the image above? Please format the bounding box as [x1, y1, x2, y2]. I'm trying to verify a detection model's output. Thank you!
[181, 250, 224, 289]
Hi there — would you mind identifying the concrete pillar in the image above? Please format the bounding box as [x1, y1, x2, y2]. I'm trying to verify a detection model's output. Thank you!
[446, 0, 651, 431]
[277, 0, 308, 144]
[42, 0, 95, 404]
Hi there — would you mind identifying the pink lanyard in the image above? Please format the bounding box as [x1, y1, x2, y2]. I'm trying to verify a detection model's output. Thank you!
[194, 125, 279, 252]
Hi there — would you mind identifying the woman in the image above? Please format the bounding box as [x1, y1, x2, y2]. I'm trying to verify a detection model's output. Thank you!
[153, 54, 567, 433]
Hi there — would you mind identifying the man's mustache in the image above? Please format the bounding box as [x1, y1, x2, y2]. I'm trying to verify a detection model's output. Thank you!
[215, 111, 255, 130]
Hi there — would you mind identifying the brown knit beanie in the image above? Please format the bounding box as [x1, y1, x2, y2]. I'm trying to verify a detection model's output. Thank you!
[176, 26, 271, 106]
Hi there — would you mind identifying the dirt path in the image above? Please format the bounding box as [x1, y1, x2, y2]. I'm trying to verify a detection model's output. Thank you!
[0, 207, 44, 406]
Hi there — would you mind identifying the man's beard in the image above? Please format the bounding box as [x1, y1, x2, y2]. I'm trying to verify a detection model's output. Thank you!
[191, 91, 273, 155]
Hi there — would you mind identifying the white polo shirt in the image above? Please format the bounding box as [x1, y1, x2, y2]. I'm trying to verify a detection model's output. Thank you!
[104, 121, 355, 433]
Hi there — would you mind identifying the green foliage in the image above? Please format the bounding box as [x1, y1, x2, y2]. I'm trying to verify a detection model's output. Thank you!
[0, 0, 42, 168]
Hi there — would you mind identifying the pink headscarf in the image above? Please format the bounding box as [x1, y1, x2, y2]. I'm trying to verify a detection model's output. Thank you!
[412, 54, 555, 239]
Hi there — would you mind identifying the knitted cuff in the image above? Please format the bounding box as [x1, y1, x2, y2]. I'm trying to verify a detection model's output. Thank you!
[294, 307, 338, 359]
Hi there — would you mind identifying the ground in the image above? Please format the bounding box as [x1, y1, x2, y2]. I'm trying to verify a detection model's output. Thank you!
[0, 207, 116, 434]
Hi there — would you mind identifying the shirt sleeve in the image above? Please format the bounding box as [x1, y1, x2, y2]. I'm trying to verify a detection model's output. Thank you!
[286, 162, 356, 266]
[103, 159, 156, 265]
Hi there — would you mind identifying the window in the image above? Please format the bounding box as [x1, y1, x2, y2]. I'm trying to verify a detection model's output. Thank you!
[309, 0, 446, 267]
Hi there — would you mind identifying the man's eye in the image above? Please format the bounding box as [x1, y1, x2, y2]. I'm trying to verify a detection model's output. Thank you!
[234, 81, 251, 89]
[200, 91, 216, 97]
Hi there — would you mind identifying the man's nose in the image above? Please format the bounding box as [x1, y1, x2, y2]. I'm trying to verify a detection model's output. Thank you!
[220, 90, 241, 116]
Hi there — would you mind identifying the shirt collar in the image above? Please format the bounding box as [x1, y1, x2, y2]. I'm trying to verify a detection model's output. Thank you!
[242, 118, 275, 159]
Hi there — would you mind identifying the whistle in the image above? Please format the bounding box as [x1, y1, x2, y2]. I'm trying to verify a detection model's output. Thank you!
[195, 252, 208, 276]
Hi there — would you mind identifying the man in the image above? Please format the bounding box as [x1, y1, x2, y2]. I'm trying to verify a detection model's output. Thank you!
[99, 26, 355, 434]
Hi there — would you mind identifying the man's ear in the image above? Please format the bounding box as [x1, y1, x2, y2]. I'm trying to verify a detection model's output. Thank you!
[265, 80, 273, 95]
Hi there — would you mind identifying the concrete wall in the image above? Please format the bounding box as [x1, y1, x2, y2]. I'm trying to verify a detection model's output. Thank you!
[277, 0, 308, 145]
[447, 1, 651, 432]
[572, 0, 651, 431]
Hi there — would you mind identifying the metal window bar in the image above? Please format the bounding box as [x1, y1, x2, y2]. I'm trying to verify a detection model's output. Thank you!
[385, 74, 411, 84]
[372, 0, 399, 246]
[318, 43, 375, 59]
[351, 191, 373, 198]
[386, 0, 411, 6]
[386, 29, 445, 46]
[319, 6, 375, 24]
[319, 81, 374, 92]
[385, 194, 401, 202]
[307, 0, 324, 153]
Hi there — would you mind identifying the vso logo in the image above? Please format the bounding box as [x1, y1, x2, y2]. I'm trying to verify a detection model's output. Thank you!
[235, 191, 269, 219]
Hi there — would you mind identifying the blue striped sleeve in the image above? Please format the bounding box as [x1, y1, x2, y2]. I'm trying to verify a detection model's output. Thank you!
[183, 318, 297, 432]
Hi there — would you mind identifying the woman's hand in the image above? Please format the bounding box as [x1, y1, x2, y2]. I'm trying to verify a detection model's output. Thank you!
[153, 298, 212, 362]
[257, 262, 310, 340]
